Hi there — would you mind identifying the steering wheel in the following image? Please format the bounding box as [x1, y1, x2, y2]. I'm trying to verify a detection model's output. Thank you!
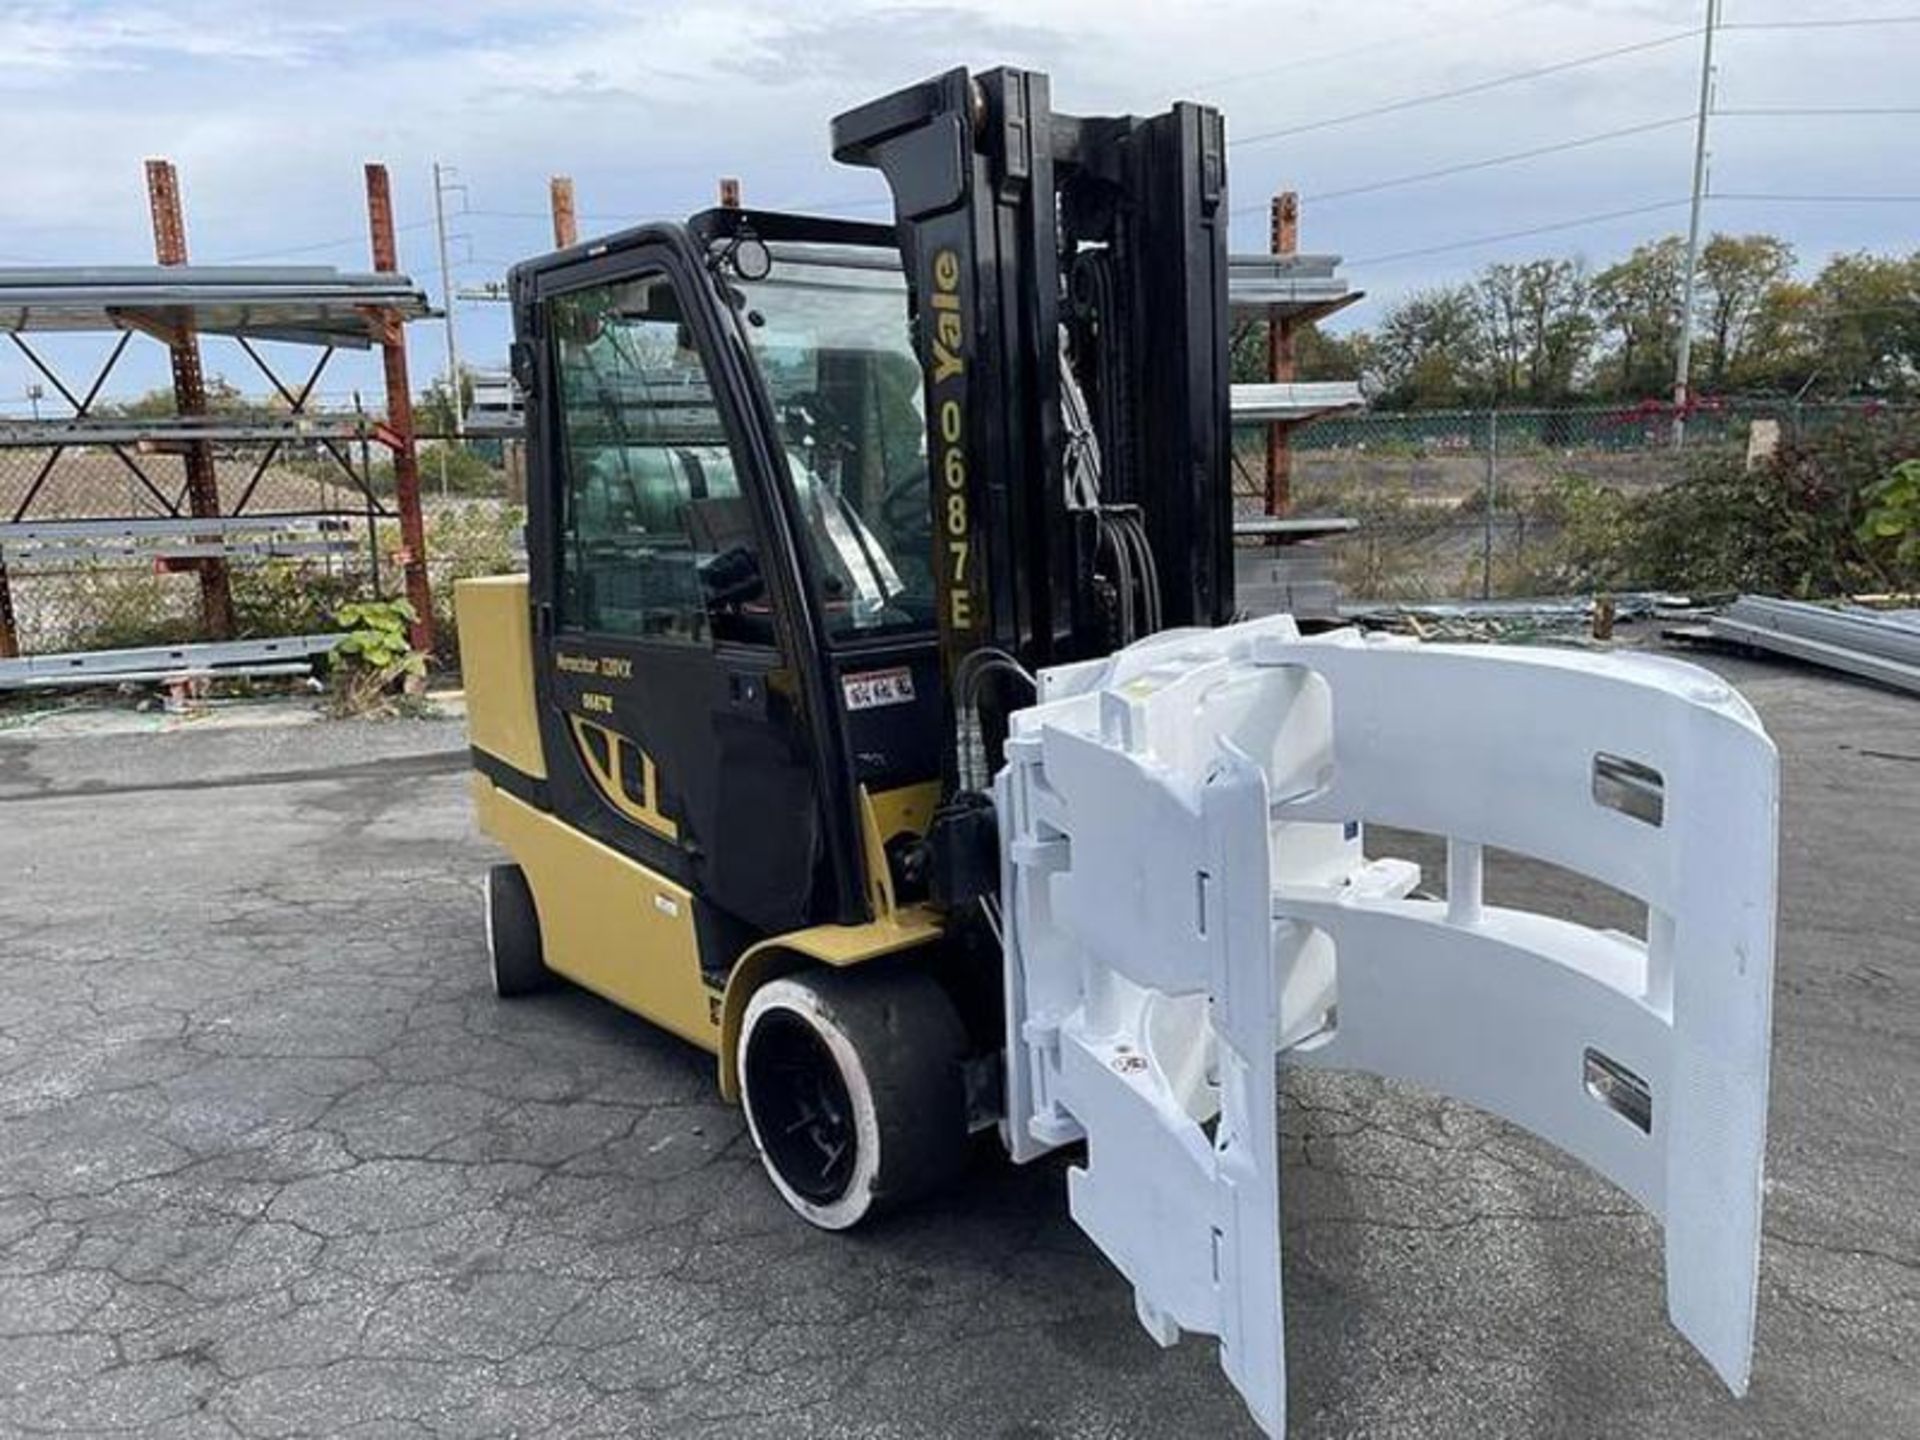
[779, 390, 856, 463]
[699, 545, 766, 608]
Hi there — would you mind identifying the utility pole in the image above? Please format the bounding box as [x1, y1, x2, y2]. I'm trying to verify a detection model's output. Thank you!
[1672, 0, 1719, 446]
[431, 161, 465, 441]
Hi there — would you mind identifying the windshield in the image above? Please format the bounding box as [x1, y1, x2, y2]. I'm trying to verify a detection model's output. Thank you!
[728, 248, 933, 640]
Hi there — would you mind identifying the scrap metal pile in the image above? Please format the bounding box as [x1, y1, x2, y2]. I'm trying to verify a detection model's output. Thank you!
[1704, 596, 1920, 697]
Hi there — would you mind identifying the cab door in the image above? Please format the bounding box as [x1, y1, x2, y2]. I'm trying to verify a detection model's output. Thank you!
[525, 248, 824, 943]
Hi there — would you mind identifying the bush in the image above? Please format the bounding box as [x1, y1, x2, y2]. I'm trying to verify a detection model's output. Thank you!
[60, 570, 201, 652]
[1291, 481, 1466, 600]
[1480, 413, 1920, 598]
[327, 599, 428, 717]
[231, 561, 365, 639]
[370, 501, 525, 668]
[1857, 459, 1920, 593]
[1627, 413, 1920, 595]
[370, 442, 505, 498]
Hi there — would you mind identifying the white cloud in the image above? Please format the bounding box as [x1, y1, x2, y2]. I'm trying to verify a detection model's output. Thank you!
[0, 0, 1912, 401]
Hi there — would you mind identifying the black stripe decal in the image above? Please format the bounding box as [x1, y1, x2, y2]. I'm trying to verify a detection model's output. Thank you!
[471, 747, 551, 811]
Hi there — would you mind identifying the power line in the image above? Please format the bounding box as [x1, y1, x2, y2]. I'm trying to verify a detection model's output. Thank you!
[1719, 14, 1920, 31]
[1351, 198, 1692, 268]
[1712, 192, 1920, 203]
[755, 192, 895, 214]
[1196, 1, 1535, 94]
[1715, 106, 1920, 117]
[465, 206, 683, 226]
[211, 219, 435, 264]
[1265, 114, 1692, 210]
[1231, 28, 1703, 147]
[1341, 186, 1915, 273]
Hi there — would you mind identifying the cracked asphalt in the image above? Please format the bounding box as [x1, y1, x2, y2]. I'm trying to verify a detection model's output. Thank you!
[1, 651, 1916, 1438]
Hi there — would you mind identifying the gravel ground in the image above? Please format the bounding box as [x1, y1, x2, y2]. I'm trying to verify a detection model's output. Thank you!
[0, 651, 1915, 1438]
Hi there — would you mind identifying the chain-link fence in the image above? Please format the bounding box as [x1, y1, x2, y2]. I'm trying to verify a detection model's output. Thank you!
[0, 426, 522, 662]
[1234, 400, 1919, 603]
[5, 398, 1911, 657]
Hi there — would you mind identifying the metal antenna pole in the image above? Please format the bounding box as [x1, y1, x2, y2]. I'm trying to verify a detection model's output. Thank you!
[432, 161, 465, 441]
[1672, 0, 1719, 446]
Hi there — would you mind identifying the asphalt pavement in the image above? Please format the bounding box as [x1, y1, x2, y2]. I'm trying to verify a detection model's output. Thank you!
[0, 650, 1915, 1438]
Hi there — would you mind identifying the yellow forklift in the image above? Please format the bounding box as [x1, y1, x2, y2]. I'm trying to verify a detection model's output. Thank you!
[461, 65, 1239, 1225]
[458, 66, 1780, 1435]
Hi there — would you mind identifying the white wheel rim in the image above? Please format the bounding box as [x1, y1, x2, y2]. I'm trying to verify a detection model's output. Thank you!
[484, 871, 503, 996]
[739, 978, 882, 1231]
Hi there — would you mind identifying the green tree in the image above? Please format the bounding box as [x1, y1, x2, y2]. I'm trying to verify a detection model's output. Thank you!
[1476, 259, 1594, 403]
[415, 370, 475, 436]
[1368, 285, 1484, 408]
[1229, 319, 1368, 385]
[1727, 278, 1821, 395]
[101, 375, 250, 418]
[1698, 233, 1795, 390]
[1804, 251, 1920, 398]
[1591, 236, 1686, 399]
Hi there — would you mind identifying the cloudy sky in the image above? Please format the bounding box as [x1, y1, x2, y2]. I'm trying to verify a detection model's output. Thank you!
[1, 0, 1912, 408]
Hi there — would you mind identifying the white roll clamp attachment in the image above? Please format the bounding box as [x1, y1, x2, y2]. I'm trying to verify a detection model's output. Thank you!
[996, 615, 1777, 1437]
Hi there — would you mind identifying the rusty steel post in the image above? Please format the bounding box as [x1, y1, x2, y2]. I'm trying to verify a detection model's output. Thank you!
[718, 177, 741, 209]
[365, 163, 436, 655]
[549, 175, 578, 250]
[1264, 191, 1299, 517]
[0, 559, 18, 660]
[145, 159, 236, 639]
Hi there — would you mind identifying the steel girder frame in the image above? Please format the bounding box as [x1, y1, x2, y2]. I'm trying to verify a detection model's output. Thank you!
[1, 331, 148, 658]
[365, 163, 435, 655]
[145, 160, 236, 640]
[0, 330, 397, 659]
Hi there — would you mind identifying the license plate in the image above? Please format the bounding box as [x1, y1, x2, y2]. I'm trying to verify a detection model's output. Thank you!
[842, 667, 915, 711]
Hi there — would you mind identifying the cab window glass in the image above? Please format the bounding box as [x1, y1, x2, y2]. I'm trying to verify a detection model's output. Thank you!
[730, 252, 934, 640]
[549, 271, 770, 645]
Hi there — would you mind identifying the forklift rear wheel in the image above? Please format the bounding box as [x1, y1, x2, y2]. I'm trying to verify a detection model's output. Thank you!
[739, 968, 968, 1230]
[485, 864, 549, 998]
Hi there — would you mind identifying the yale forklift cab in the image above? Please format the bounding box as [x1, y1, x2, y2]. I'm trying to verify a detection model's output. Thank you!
[460, 64, 1780, 1436]
[462, 64, 1232, 1224]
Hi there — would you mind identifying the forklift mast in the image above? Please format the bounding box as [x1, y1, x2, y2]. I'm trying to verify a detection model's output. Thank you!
[832, 66, 1236, 684]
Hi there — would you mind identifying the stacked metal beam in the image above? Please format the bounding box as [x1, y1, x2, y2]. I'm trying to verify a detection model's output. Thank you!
[0, 265, 430, 348]
[1231, 381, 1365, 424]
[1227, 253, 1364, 435]
[1226, 253, 1360, 322]
[0, 633, 344, 691]
[1711, 596, 1920, 696]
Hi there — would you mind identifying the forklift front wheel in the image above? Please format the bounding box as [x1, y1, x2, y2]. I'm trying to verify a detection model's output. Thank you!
[485, 863, 549, 998]
[738, 969, 968, 1230]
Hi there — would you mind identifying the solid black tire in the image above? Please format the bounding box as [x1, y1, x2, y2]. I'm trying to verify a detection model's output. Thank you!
[485, 863, 549, 998]
[738, 967, 970, 1230]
